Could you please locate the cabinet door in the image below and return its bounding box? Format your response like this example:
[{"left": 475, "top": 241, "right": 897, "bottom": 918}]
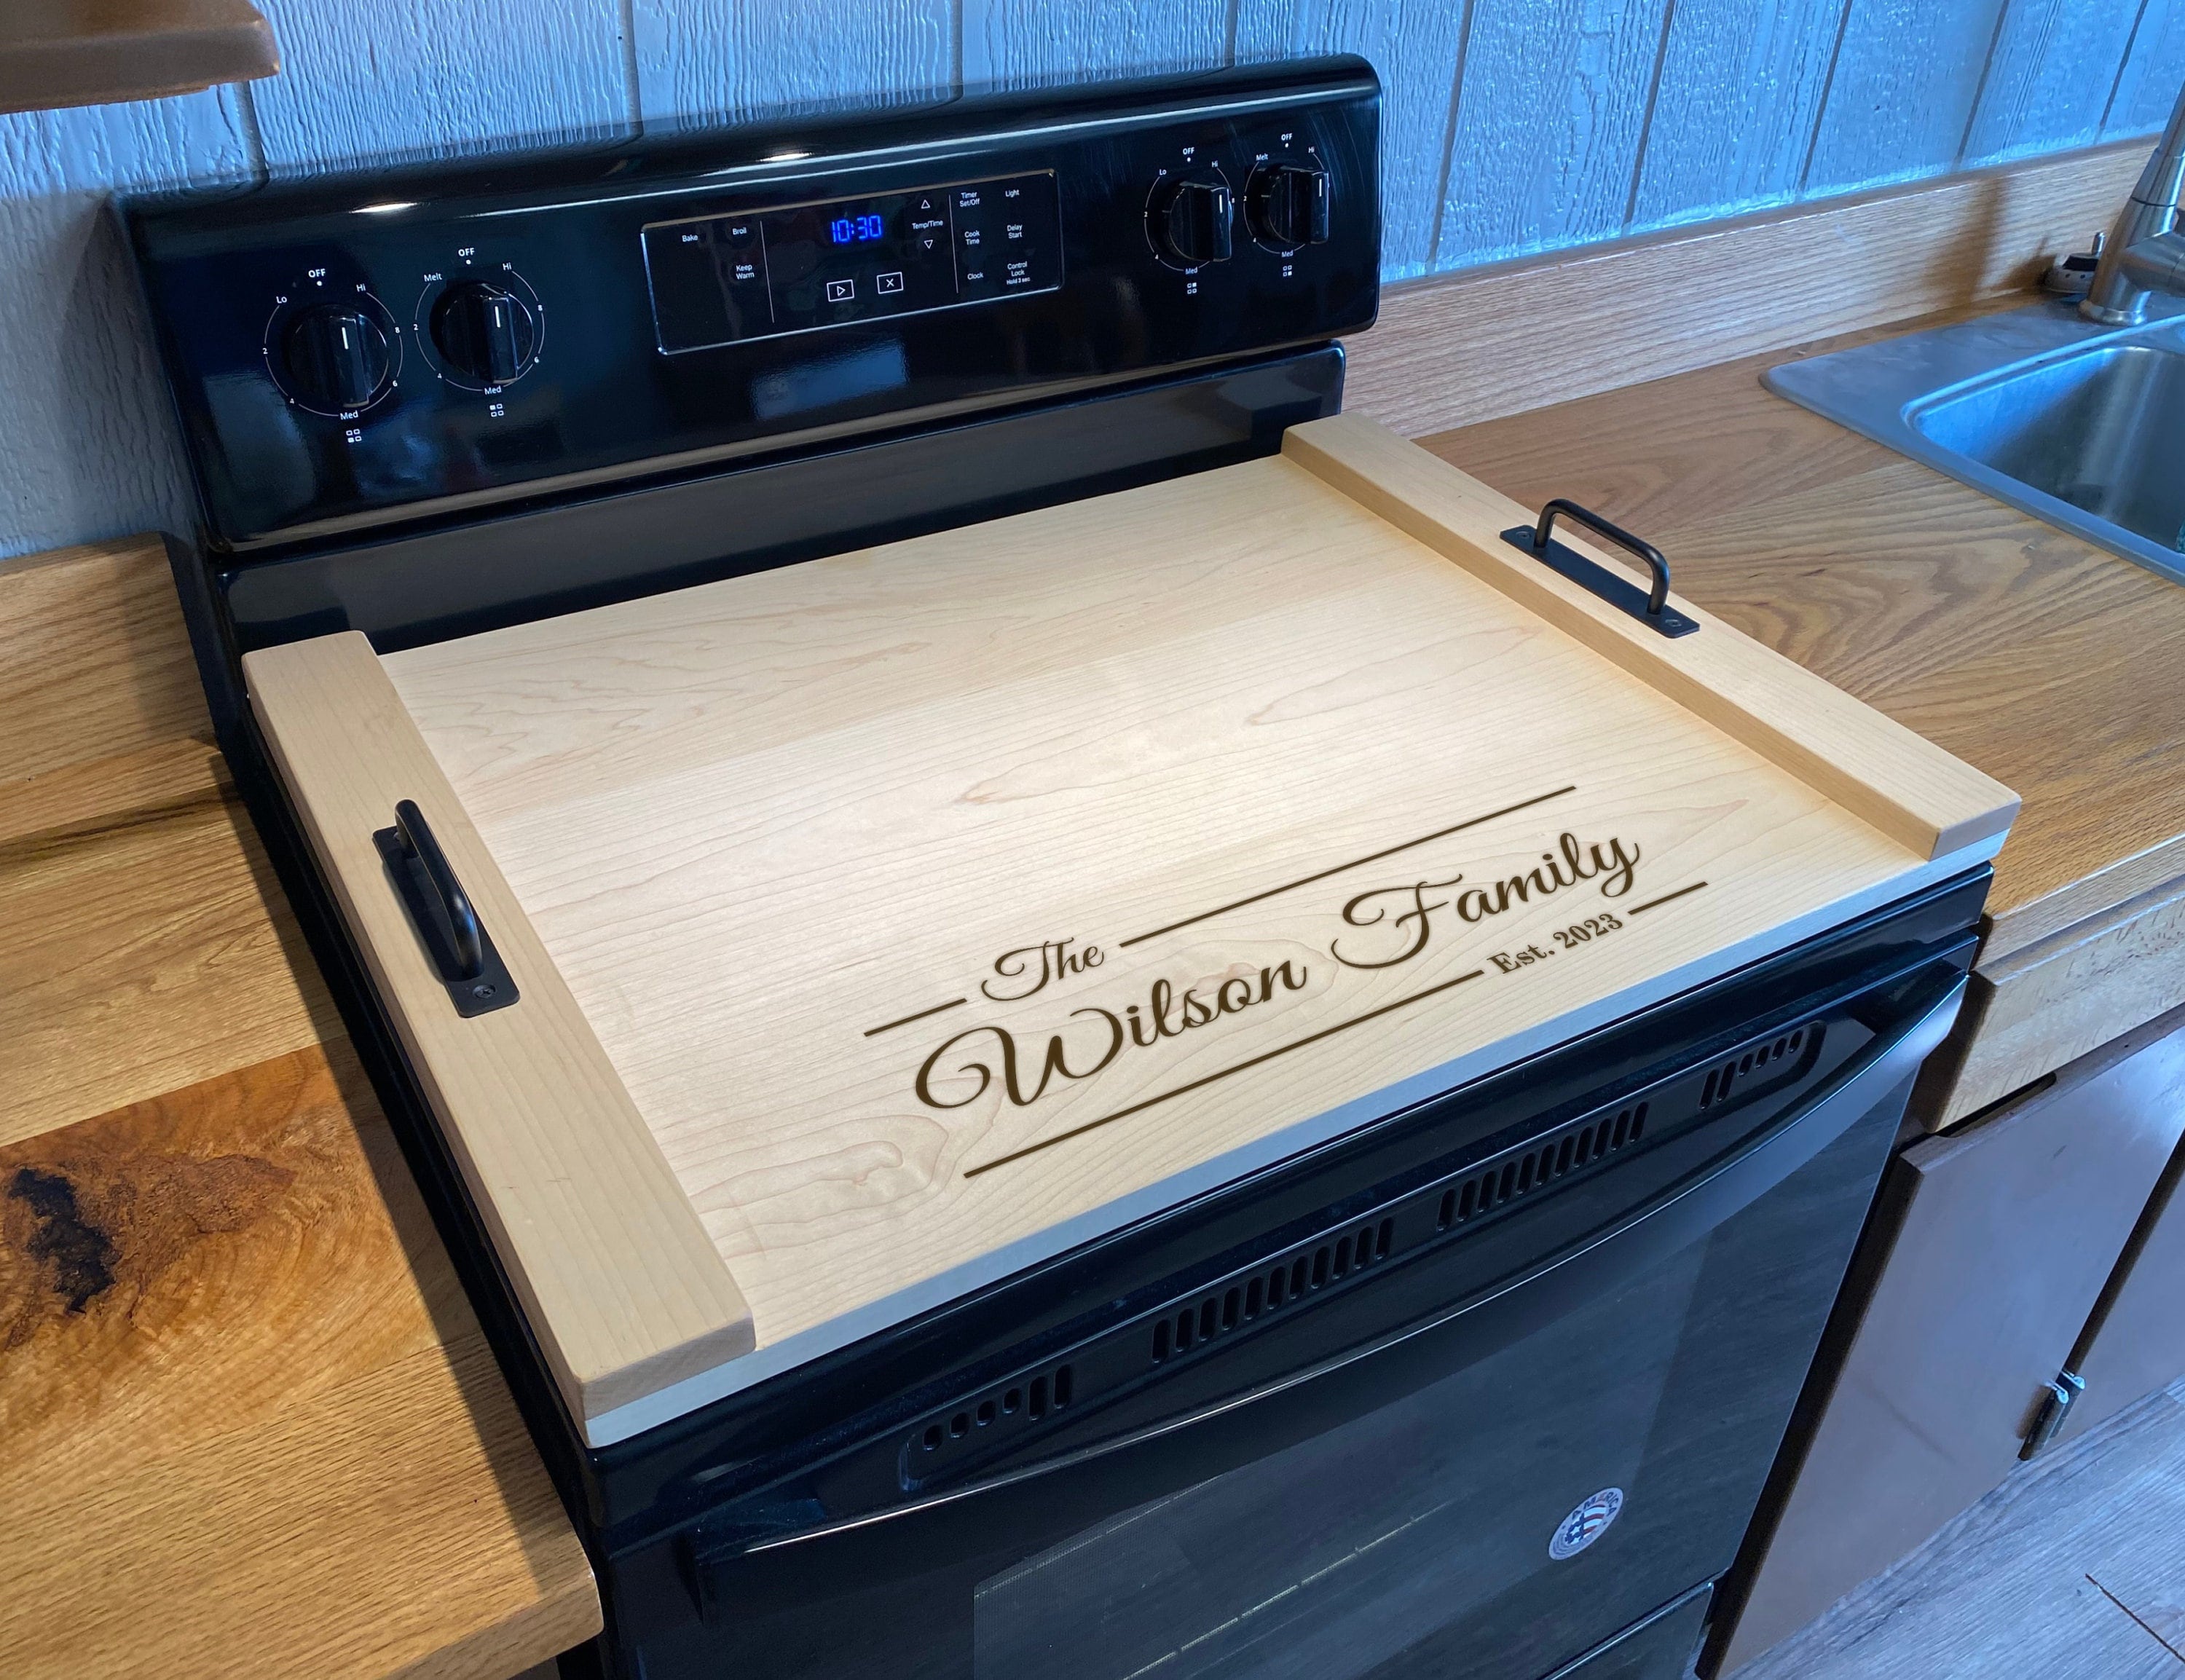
[
  {"left": 1710, "top": 1007, "right": 2185, "bottom": 1675},
  {"left": 2058, "top": 1022, "right": 2185, "bottom": 1443}
]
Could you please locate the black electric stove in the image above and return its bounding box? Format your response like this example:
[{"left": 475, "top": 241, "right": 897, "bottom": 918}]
[{"left": 122, "top": 56, "right": 1984, "bottom": 1680}]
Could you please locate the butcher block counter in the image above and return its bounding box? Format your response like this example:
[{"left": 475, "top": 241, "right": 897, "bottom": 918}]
[
  {"left": 1421, "top": 302, "right": 2185, "bottom": 1127},
  {"left": 0, "top": 538, "right": 599, "bottom": 1677}
]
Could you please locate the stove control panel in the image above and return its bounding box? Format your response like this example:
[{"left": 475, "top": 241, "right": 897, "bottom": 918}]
[
  {"left": 126, "top": 57, "right": 1379, "bottom": 551},
  {"left": 643, "top": 172, "right": 1064, "bottom": 353}
]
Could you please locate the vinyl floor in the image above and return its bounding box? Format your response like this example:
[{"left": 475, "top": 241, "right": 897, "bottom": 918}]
[{"left": 1728, "top": 1375, "right": 2185, "bottom": 1679}]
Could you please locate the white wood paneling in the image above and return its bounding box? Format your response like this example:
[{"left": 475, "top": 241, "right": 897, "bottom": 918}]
[
  {"left": 960, "top": 0, "right": 1229, "bottom": 88},
  {"left": 1627, "top": 0, "right": 1850, "bottom": 231},
  {"left": 1964, "top": 0, "right": 2147, "bottom": 167},
  {"left": 1803, "top": 0, "right": 2015, "bottom": 196},
  {"left": 633, "top": 0, "right": 955, "bottom": 129},
  {"left": 248, "top": 0, "right": 633, "bottom": 168},
  {"left": 2108, "top": 0, "right": 2185, "bottom": 135},
  {"left": 1433, "top": 0, "right": 1674, "bottom": 269},
  {"left": 0, "top": 88, "right": 254, "bottom": 561}
]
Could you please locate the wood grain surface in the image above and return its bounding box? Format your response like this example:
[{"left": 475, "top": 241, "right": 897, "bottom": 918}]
[
  {"left": 246, "top": 0, "right": 630, "bottom": 168},
  {"left": 0, "top": 533, "right": 598, "bottom": 1677},
  {"left": 0, "top": 537, "right": 210, "bottom": 784},
  {"left": 333, "top": 429, "right": 1987, "bottom": 1429},
  {"left": 1423, "top": 309, "right": 2185, "bottom": 969},
  {"left": 245, "top": 632, "right": 755, "bottom": 1438},
  {"left": 1346, "top": 140, "right": 2149, "bottom": 440},
  {"left": 1284, "top": 417, "right": 2017, "bottom": 861},
  {"left": 1626, "top": 0, "right": 1846, "bottom": 230},
  {"left": 0, "top": 784, "right": 334, "bottom": 1148},
  {"left": 2112, "top": 1, "right": 2185, "bottom": 136},
  {"left": 0, "top": 1044, "right": 599, "bottom": 1680},
  {"left": 1936, "top": 877, "right": 2185, "bottom": 1125},
  {"left": 1964, "top": 0, "right": 2145, "bottom": 168},
  {"left": 0, "top": 0, "right": 277, "bottom": 117}
]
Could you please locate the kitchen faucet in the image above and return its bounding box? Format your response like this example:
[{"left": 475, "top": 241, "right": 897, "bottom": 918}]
[{"left": 2082, "top": 81, "right": 2185, "bottom": 323}]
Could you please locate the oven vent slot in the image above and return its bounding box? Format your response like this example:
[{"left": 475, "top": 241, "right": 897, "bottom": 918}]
[
  {"left": 913, "top": 1361, "right": 1075, "bottom": 1462},
  {"left": 1700, "top": 1027, "right": 1808, "bottom": 1111},
  {"left": 1436, "top": 1103, "right": 1647, "bottom": 1231},
  {"left": 1145, "top": 1216, "right": 1396, "bottom": 1365},
  {"left": 900, "top": 1010, "right": 1832, "bottom": 1489}
]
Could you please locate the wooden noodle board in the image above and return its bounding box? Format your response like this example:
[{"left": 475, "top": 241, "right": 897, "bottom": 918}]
[{"left": 245, "top": 415, "right": 2017, "bottom": 1444}]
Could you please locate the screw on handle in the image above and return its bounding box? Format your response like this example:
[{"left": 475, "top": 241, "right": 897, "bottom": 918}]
[
  {"left": 1530, "top": 499, "right": 1674, "bottom": 620},
  {"left": 391, "top": 799, "right": 484, "bottom": 981}
]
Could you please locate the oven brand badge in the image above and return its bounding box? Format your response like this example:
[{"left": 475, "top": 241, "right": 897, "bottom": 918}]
[{"left": 1548, "top": 1488, "right": 1625, "bottom": 1560}]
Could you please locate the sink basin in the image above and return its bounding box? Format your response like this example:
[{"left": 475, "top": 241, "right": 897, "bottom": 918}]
[{"left": 1765, "top": 299, "right": 2185, "bottom": 587}]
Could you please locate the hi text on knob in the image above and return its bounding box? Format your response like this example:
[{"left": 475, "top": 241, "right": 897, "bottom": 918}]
[
  {"left": 430, "top": 280, "right": 538, "bottom": 385},
  {"left": 1149, "top": 176, "right": 1234, "bottom": 268},
  {"left": 1247, "top": 162, "right": 1331, "bottom": 251},
  {"left": 281, "top": 305, "right": 392, "bottom": 411}
]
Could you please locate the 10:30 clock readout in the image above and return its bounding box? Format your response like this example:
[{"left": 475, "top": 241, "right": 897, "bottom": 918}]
[{"left": 830, "top": 213, "right": 886, "bottom": 244}]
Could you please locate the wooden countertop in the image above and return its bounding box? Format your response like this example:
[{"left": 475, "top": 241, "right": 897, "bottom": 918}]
[
  {"left": 0, "top": 538, "right": 599, "bottom": 1679},
  {"left": 1422, "top": 299, "right": 2185, "bottom": 1119}
]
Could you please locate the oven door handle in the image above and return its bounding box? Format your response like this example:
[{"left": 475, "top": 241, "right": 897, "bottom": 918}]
[{"left": 719, "top": 968, "right": 1968, "bottom": 1568}]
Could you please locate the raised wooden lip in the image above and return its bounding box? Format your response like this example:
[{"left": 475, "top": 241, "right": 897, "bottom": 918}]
[
  {"left": 1282, "top": 416, "right": 2020, "bottom": 863},
  {"left": 244, "top": 631, "right": 753, "bottom": 1438}
]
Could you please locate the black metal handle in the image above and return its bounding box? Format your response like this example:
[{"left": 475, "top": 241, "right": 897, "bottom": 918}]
[
  {"left": 1533, "top": 499, "right": 1672, "bottom": 617},
  {"left": 391, "top": 799, "right": 484, "bottom": 979},
  {"left": 1499, "top": 499, "right": 1698, "bottom": 638}
]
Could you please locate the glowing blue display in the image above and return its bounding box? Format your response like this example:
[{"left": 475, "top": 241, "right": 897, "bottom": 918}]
[{"left": 830, "top": 213, "right": 886, "bottom": 244}]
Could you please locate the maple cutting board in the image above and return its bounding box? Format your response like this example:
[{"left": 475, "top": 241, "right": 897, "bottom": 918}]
[{"left": 243, "top": 414, "right": 2017, "bottom": 1446}]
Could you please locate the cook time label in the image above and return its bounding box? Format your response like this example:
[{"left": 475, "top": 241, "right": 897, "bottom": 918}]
[{"left": 857, "top": 784, "right": 1711, "bottom": 1176}]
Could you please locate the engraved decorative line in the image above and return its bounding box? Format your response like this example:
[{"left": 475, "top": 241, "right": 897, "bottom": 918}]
[
  {"left": 1117, "top": 786, "right": 1579, "bottom": 950},
  {"left": 1626, "top": 881, "right": 1708, "bottom": 916},
  {"left": 862, "top": 997, "right": 968, "bottom": 1038},
  {"left": 961, "top": 969, "right": 1487, "bottom": 1178}
]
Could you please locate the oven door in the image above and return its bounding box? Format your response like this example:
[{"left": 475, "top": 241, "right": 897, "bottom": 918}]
[{"left": 636, "top": 973, "right": 1963, "bottom": 1680}]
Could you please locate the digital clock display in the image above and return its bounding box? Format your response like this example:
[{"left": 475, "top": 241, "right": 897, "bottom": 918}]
[{"left": 643, "top": 171, "right": 1063, "bottom": 354}]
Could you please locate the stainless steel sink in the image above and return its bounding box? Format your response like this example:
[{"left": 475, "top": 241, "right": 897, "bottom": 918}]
[{"left": 1765, "top": 299, "right": 2185, "bottom": 588}]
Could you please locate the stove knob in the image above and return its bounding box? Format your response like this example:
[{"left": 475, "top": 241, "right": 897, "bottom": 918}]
[
  {"left": 280, "top": 305, "right": 392, "bottom": 411},
  {"left": 1248, "top": 162, "right": 1331, "bottom": 250},
  {"left": 1149, "top": 177, "right": 1234, "bottom": 267},
  {"left": 430, "top": 280, "right": 538, "bottom": 384}
]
